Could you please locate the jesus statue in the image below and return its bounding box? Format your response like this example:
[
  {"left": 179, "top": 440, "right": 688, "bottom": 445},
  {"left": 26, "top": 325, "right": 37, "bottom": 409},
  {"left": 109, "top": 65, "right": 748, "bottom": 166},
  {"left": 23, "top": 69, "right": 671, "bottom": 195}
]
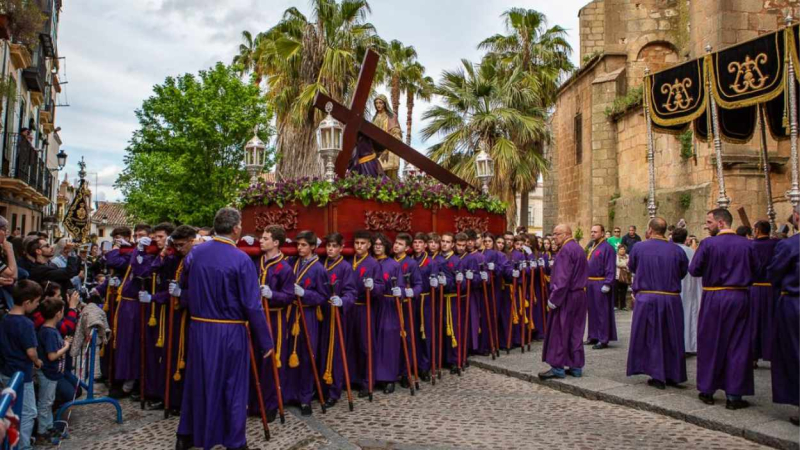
[{"left": 346, "top": 94, "right": 403, "bottom": 180}]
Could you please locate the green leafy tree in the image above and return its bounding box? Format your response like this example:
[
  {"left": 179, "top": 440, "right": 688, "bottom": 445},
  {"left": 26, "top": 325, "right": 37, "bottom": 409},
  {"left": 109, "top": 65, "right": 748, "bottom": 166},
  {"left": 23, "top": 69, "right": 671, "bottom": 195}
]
[
  {"left": 402, "top": 62, "right": 434, "bottom": 146},
  {"left": 384, "top": 39, "right": 418, "bottom": 117},
  {"left": 232, "top": 30, "right": 265, "bottom": 85},
  {"left": 116, "top": 63, "right": 273, "bottom": 226}
]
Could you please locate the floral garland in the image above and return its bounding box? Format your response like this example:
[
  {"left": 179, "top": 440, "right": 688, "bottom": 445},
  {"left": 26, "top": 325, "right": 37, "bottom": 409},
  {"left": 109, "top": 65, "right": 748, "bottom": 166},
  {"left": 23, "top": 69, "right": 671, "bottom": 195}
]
[{"left": 237, "top": 173, "right": 507, "bottom": 214}]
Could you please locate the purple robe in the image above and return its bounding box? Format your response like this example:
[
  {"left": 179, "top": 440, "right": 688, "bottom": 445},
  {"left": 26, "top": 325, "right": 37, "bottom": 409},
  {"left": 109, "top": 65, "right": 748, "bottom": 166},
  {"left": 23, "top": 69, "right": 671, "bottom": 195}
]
[
  {"left": 318, "top": 256, "right": 357, "bottom": 401},
  {"left": 249, "top": 253, "right": 295, "bottom": 414},
  {"left": 502, "top": 251, "right": 526, "bottom": 348},
  {"left": 767, "top": 234, "right": 799, "bottom": 406},
  {"left": 586, "top": 240, "right": 617, "bottom": 344},
  {"left": 626, "top": 238, "right": 689, "bottom": 383},
  {"left": 345, "top": 254, "right": 385, "bottom": 388},
  {"left": 346, "top": 136, "right": 384, "bottom": 177},
  {"left": 104, "top": 248, "right": 145, "bottom": 382},
  {"left": 750, "top": 237, "right": 778, "bottom": 362},
  {"left": 478, "top": 249, "right": 500, "bottom": 354},
  {"left": 529, "top": 252, "right": 546, "bottom": 341},
  {"left": 395, "top": 255, "right": 422, "bottom": 376},
  {"left": 439, "top": 252, "right": 462, "bottom": 366},
  {"left": 458, "top": 251, "right": 483, "bottom": 354},
  {"left": 413, "top": 252, "right": 435, "bottom": 372},
  {"left": 282, "top": 256, "right": 328, "bottom": 406},
  {"left": 541, "top": 239, "right": 588, "bottom": 369},
  {"left": 176, "top": 238, "right": 273, "bottom": 450},
  {"left": 374, "top": 256, "right": 403, "bottom": 382},
  {"left": 689, "top": 231, "right": 757, "bottom": 397}
]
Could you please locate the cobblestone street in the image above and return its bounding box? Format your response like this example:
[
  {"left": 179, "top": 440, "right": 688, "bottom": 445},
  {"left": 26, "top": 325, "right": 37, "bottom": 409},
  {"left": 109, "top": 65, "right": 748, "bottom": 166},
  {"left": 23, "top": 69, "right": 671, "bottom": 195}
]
[{"left": 45, "top": 361, "right": 771, "bottom": 450}]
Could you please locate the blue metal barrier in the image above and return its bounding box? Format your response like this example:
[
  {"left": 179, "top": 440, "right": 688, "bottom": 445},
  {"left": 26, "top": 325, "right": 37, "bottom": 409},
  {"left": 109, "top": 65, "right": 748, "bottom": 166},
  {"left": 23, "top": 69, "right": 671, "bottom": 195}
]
[{"left": 0, "top": 371, "right": 23, "bottom": 450}]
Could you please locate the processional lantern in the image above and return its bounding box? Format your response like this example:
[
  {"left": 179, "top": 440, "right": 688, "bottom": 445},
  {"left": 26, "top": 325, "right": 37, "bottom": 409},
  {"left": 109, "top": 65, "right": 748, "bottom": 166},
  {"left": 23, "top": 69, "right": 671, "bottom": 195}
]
[
  {"left": 245, "top": 126, "right": 267, "bottom": 184},
  {"left": 56, "top": 148, "right": 67, "bottom": 170},
  {"left": 316, "top": 102, "right": 344, "bottom": 183},
  {"left": 475, "top": 141, "right": 495, "bottom": 195}
]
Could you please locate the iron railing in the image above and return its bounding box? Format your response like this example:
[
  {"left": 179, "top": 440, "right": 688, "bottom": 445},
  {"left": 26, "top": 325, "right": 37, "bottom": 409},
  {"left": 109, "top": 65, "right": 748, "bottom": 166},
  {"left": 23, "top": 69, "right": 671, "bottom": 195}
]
[{"left": 1, "top": 133, "right": 54, "bottom": 199}]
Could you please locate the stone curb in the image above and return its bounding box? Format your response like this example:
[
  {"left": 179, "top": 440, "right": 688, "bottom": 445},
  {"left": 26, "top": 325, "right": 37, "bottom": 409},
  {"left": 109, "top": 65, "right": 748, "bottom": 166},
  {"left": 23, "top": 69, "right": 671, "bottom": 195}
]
[{"left": 470, "top": 359, "right": 799, "bottom": 450}]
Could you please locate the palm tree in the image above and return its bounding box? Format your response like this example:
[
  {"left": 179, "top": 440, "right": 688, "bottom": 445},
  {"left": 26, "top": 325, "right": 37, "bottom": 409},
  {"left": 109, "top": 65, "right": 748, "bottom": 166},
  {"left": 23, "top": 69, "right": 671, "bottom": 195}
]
[
  {"left": 254, "top": 0, "right": 384, "bottom": 178},
  {"left": 422, "top": 59, "right": 548, "bottom": 223},
  {"left": 478, "top": 8, "right": 573, "bottom": 227},
  {"left": 232, "top": 30, "right": 264, "bottom": 85},
  {"left": 384, "top": 40, "right": 418, "bottom": 118},
  {"left": 403, "top": 62, "right": 434, "bottom": 146}
]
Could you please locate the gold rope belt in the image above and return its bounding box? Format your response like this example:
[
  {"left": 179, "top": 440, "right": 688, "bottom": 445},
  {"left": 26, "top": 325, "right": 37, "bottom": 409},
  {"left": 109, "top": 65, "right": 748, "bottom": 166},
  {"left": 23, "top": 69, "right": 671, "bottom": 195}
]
[
  {"left": 637, "top": 290, "right": 679, "bottom": 296},
  {"left": 588, "top": 277, "right": 605, "bottom": 281},
  {"left": 702, "top": 287, "right": 748, "bottom": 291},
  {"left": 191, "top": 316, "right": 246, "bottom": 325},
  {"left": 358, "top": 153, "right": 377, "bottom": 164},
  {"left": 752, "top": 283, "right": 772, "bottom": 287}
]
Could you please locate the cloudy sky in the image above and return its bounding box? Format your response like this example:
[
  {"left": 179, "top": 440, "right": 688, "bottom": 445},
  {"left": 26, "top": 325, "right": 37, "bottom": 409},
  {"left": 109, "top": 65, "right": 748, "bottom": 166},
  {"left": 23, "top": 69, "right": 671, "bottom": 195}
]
[{"left": 57, "top": 0, "right": 586, "bottom": 201}]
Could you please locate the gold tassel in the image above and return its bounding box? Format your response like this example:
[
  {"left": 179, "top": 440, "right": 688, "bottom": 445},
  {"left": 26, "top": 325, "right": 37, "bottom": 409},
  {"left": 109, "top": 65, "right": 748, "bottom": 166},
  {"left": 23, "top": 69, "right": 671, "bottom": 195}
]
[
  {"left": 275, "top": 309, "right": 282, "bottom": 369},
  {"left": 420, "top": 296, "right": 426, "bottom": 341},
  {"left": 323, "top": 308, "right": 335, "bottom": 385},
  {"left": 148, "top": 303, "right": 157, "bottom": 327},
  {"left": 316, "top": 306, "right": 323, "bottom": 322},
  {"left": 289, "top": 307, "right": 301, "bottom": 368},
  {"left": 99, "top": 345, "right": 105, "bottom": 357},
  {"left": 103, "top": 300, "right": 109, "bottom": 312},
  {"left": 156, "top": 305, "right": 166, "bottom": 348},
  {"left": 174, "top": 313, "right": 187, "bottom": 381},
  {"left": 289, "top": 352, "right": 300, "bottom": 368}
]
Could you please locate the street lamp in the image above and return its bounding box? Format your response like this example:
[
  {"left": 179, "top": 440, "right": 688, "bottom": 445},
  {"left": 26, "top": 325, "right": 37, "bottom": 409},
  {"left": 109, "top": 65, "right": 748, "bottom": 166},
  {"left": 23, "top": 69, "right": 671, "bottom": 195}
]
[
  {"left": 244, "top": 126, "right": 266, "bottom": 185},
  {"left": 56, "top": 149, "right": 67, "bottom": 170},
  {"left": 403, "top": 162, "right": 419, "bottom": 180},
  {"left": 475, "top": 141, "right": 494, "bottom": 195},
  {"left": 316, "top": 102, "right": 343, "bottom": 183}
]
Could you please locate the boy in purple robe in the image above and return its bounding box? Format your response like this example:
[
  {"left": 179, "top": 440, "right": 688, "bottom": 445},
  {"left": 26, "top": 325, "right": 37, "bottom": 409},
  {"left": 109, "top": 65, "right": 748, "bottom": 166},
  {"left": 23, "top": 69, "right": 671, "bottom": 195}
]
[
  {"left": 626, "top": 218, "right": 689, "bottom": 389},
  {"left": 372, "top": 234, "right": 405, "bottom": 393},
  {"left": 504, "top": 236, "right": 527, "bottom": 349},
  {"left": 250, "top": 225, "right": 295, "bottom": 422},
  {"left": 412, "top": 232, "right": 435, "bottom": 379},
  {"left": 283, "top": 230, "right": 329, "bottom": 416},
  {"left": 539, "top": 225, "right": 588, "bottom": 380},
  {"left": 526, "top": 238, "right": 546, "bottom": 341},
  {"left": 439, "top": 232, "right": 462, "bottom": 370},
  {"left": 585, "top": 224, "right": 617, "bottom": 349},
  {"left": 479, "top": 233, "right": 502, "bottom": 354},
  {"left": 459, "top": 231, "right": 485, "bottom": 357},
  {"left": 767, "top": 206, "right": 799, "bottom": 425},
  {"left": 347, "top": 230, "right": 384, "bottom": 398},
  {"left": 750, "top": 220, "right": 777, "bottom": 364},
  {"left": 318, "top": 232, "right": 357, "bottom": 408},
  {"left": 137, "top": 222, "right": 175, "bottom": 410},
  {"left": 393, "top": 232, "right": 423, "bottom": 387},
  {"left": 689, "top": 208, "right": 757, "bottom": 410},
  {"left": 174, "top": 208, "right": 273, "bottom": 450}
]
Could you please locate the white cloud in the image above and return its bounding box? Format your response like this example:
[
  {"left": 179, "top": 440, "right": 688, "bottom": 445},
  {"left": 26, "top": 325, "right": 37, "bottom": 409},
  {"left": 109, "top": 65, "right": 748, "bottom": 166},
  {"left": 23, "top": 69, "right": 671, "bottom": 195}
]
[{"left": 57, "top": 0, "right": 584, "bottom": 201}]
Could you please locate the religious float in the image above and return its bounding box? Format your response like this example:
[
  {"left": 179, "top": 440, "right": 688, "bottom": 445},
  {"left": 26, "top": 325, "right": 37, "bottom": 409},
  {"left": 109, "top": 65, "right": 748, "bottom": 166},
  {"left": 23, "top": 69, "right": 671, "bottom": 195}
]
[{"left": 237, "top": 49, "right": 507, "bottom": 253}]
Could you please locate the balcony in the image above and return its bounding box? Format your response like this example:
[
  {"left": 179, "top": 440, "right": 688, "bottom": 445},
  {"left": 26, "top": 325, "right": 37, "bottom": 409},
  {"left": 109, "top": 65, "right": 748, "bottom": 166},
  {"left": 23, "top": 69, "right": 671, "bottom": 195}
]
[
  {"left": 22, "top": 47, "right": 46, "bottom": 92},
  {"left": 9, "top": 43, "right": 32, "bottom": 70},
  {"left": 0, "top": 134, "right": 53, "bottom": 206},
  {"left": 40, "top": 101, "right": 55, "bottom": 133}
]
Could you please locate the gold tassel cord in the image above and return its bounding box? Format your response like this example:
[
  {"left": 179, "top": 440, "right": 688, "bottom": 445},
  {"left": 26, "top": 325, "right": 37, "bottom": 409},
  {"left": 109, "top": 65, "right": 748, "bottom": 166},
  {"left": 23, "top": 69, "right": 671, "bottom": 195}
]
[
  {"left": 316, "top": 306, "right": 324, "bottom": 322},
  {"left": 156, "top": 305, "right": 166, "bottom": 348},
  {"left": 289, "top": 305, "right": 301, "bottom": 368},
  {"left": 148, "top": 276, "right": 157, "bottom": 327},
  {"left": 419, "top": 295, "right": 426, "bottom": 341},
  {"left": 112, "top": 266, "right": 133, "bottom": 349},
  {"left": 173, "top": 313, "right": 187, "bottom": 381},
  {"left": 446, "top": 295, "right": 457, "bottom": 348},
  {"left": 274, "top": 309, "right": 282, "bottom": 369},
  {"left": 323, "top": 307, "right": 335, "bottom": 385},
  {"left": 511, "top": 286, "right": 519, "bottom": 325}
]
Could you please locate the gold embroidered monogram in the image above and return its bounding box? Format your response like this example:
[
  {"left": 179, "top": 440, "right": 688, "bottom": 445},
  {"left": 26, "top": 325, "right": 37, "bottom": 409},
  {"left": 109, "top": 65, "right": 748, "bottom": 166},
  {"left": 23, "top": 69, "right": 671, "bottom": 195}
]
[
  {"left": 727, "top": 53, "right": 769, "bottom": 94},
  {"left": 660, "top": 78, "right": 694, "bottom": 112}
]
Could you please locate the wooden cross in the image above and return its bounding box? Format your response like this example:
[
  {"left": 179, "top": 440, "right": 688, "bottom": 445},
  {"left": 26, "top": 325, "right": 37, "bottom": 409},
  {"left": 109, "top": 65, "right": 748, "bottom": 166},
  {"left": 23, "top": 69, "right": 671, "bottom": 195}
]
[{"left": 313, "top": 49, "right": 472, "bottom": 190}]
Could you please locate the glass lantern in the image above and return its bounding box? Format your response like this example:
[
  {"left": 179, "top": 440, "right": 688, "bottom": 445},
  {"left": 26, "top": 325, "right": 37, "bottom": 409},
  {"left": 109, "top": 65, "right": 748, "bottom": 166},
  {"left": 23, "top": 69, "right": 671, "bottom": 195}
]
[
  {"left": 245, "top": 127, "right": 266, "bottom": 184},
  {"left": 316, "top": 102, "right": 344, "bottom": 182},
  {"left": 475, "top": 141, "right": 494, "bottom": 195}
]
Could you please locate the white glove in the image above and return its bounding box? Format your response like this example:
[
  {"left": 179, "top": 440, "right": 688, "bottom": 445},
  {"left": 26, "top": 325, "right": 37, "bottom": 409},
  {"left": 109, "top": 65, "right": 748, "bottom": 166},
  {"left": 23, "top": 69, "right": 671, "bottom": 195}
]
[
  {"left": 547, "top": 300, "right": 556, "bottom": 309},
  {"left": 89, "top": 288, "right": 100, "bottom": 298},
  {"left": 391, "top": 287, "right": 402, "bottom": 297},
  {"left": 138, "top": 291, "right": 152, "bottom": 303},
  {"left": 538, "top": 258, "right": 545, "bottom": 267},
  {"left": 531, "top": 260, "right": 538, "bottom": 268},
  {"left": 137, "top": 237, "right": 152, "bottom": 250},
  {"left": 168, "top": 281, "right": 182, "bottom": 297},
  {"left": 456, "top": 273, "right": 464, "bottom": 283},
  {"left": 115, "top": 238, "right": 131, "bottom": 247},
  {"left": 294, "top": 284, "right": 305, "bottom": 298},
  {"left": 438, "top": 274, "right": 446, "bottom": 286},
  {"left": 201, "top": 236, "right": 213, "bottom": 242},
  {"left": 260, "top": 285, "right": 273, "bottom": 299},
  {"left": 512, "top": 270, "right": 520, "bottom": 278},
  {"left": 330, "top": 295, "right": 343, "bottom": 307},
  {"left": 109, "top": 277, "right": 121, "bottom": 287},
  {"left": 363, "top": 278, "right": 374, "bottom": 290},
  {"left": 242, "top": 236, "right": 255, "bottom": 246},
  {"left": 601, "top": 285, "right": 611, "bottom": 294},
  {"left": 480, "top": 271, "right": 488, "bottom": 281},
  {"left": 404, "top": 288, "right": 414, "bottom": 298},
  {"left": 429, "top": 276, "right": 439, "bottom": 288},
  {"left": 520, "top": 261, "right": 527, "bottom": 269},
  {"left": 466, "top": 270, "right": 474, "bottom": 280},
  {"left": 487, "top": 262, "right": 495, "bottom": 271}
]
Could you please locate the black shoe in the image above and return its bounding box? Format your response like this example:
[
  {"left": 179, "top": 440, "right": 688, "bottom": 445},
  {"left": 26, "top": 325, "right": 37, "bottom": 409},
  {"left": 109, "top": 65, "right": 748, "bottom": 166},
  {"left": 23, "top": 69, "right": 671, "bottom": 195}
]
[
  {"left": 324, "top": 397, "right": 338, "bottom": 408},
  {"left": 420, "top": 371, "right": 431, "bottom": 382},
  {"left": 592, "top": 342, "right": 608, "bottom": 350},
  {"left": 130, "top": 391, "right": 141, "bottom": 402},
  {"left": 175, "top": 434, "right": 193, "bottom": 450},
  {"left": 666, "top": 380, "right": 683, "bottom": 388},
  {"left": 147, "top": 400, "right": 165, "bottom": 410},
  {"left": 266, "top": 409, "right": 277, "bottom": 424},
  {"left": 383, "top": 383, "right": 395, "bottom": 394},
  {"left": 300, "top": 404, "right": 313, "bottom": 416},
  {"left": 108, "top": 386, "right": 129, "bottom": 399},
  {"left": 725, "top": 399, "right": 750, "bottom": 410},
  {"left": 790, "top": 416, "right": 799, "bottom": 426},
  {"left": 399, "top": 377, "right": 410, "bottom": 388},
  {"left": 647, "top": 379, "right": 666, "bottom": 390},
  {"left": 538, "top": 369, "right": 565, "bottom": 381},
  {"left": 698, "top": 393, "right": 715, "bottom": 405},
  {"left": 583, "top": 339, "right": 598, "bottom": 345},
  {"left": 358, "top": 389, "right": 370, "bottom": 398},
  {"left": 450, "top": 367, "right": 458, "bottom": 375}
]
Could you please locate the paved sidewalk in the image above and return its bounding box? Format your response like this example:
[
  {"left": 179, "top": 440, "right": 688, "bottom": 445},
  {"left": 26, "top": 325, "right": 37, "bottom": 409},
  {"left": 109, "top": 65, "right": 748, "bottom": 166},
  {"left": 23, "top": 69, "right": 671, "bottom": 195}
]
[{"left": 471, "top": 310, "right": 800, "bottom": 450}]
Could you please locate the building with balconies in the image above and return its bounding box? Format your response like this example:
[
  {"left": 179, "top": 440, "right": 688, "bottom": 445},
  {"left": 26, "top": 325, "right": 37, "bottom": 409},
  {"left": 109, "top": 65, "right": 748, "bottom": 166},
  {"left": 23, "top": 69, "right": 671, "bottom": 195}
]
[{"left": 0, "top": 0, "right": 65, "bottom": 237}]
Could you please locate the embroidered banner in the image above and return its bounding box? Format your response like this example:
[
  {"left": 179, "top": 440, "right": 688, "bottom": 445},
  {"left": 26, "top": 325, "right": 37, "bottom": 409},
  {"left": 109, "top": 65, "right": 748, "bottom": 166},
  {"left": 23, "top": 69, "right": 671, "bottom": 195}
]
[
  {"left": 63, "top": 179, "right": 92, "bottom": 243},
  {"left": 693, "top": 107, "right": 757, "bottom": 143},
  {"left": 707, "top": 29, "right": 785, "bottom": 109},
  {"left": 646, "top": 58, "right": 707, "bottom": 127}
]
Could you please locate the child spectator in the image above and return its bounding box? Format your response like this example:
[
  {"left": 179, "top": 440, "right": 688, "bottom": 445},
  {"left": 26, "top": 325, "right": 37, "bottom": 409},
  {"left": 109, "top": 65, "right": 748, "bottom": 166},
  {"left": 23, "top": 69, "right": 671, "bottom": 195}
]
[
  {"left": 36, "top": 297, "right": 72, "bottom": 443},
  {"left": 31, "top": 282, "right": 79, "bottom": 335},
  {"left": 0, "top": 279, "right": 43, "bottom": 450}
]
